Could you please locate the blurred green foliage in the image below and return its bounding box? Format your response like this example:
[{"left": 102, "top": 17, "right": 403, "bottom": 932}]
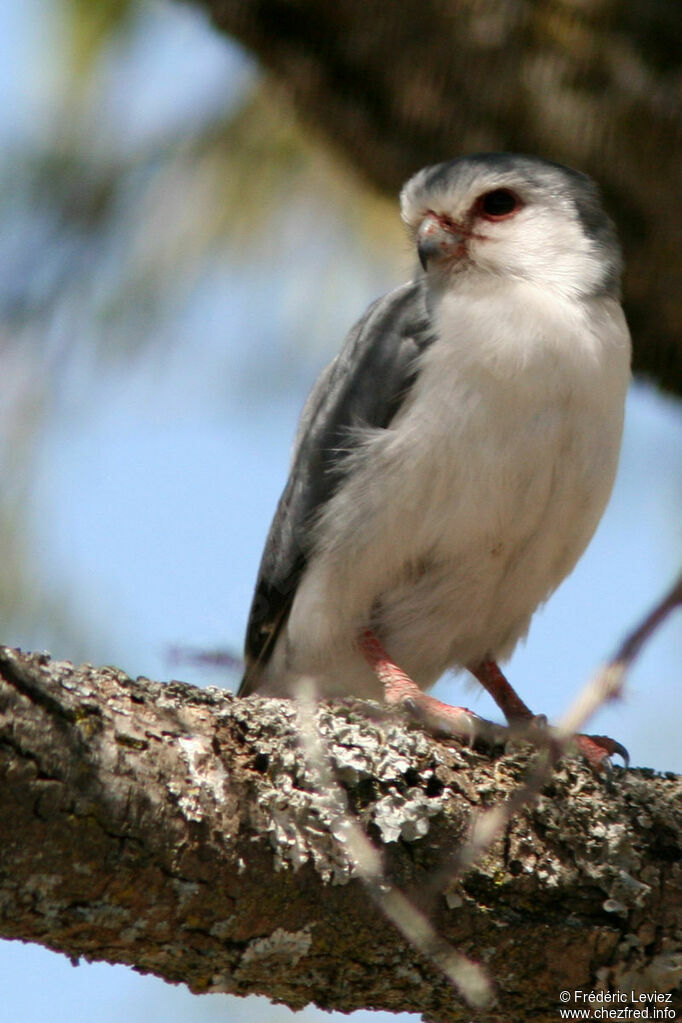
[{"left": 0, "top": 0, "right": 401, "bottom": 654}]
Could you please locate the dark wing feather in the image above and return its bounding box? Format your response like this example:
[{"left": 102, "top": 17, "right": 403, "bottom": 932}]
[{"left": 239, "top": 278, "right": 434, "bottom": 693}]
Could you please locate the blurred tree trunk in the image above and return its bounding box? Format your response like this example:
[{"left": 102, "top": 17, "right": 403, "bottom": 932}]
[
  {"left": 1, "top": 646, "right": 681, "bottom": 1022},
  {"left": 204, "top": 0, "right": 682, "bottom": 395}
]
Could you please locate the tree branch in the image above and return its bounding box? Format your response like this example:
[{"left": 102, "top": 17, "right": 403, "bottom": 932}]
[
  {"left": 1, "top": 645, "right": 681, "bottom": 1021},
  {"left": 203, "top": 0, "right": 682, "bottom": 396}
]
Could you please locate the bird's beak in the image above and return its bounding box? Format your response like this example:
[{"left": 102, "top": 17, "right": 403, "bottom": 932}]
[{"left": 417, "top": 213, "right": 468, "bottom": 271}]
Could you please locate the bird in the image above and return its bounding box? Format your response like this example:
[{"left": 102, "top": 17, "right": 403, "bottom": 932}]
[{"left": 239, "top": 152, "right": 631, "bottom": 767}]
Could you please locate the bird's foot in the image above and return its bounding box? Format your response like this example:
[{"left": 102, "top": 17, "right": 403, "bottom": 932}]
[
  {"left": 469, "top": 658, "right": 629, "bottom": 772},
  {"left": 572, "top": 733, "right": 630, "bottom": 771},
  {"left": 358, "top": 630, "right": 506, "bottom": 747},
  {"left": 401, "top": 692, "right": 509, "bottom": 748},
  {"left": 358, "top": 636, "right": 628, "bottom": 769}
]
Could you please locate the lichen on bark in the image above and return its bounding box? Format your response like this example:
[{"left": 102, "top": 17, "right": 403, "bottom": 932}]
[{"left": 0, "top": 645, "right": 680, "bottom": 1021}]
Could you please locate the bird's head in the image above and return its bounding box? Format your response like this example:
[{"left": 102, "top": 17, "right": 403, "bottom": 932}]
[{"left": 400, "top": 153, "right": 622, "bottom": 300}]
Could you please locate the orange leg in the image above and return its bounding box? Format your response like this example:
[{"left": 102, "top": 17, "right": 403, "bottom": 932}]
[
  {"left": 358, "top": 630, "right": 504, "bottom": 746},
  {"left": 469, "top": 658, "right": 628, "bottom": 770},
  {"left": 358, "top": 631, "right": 627, "bottom": 769},
  {"left": 469, "top": 659, "right": 534, "bottom": 721}
]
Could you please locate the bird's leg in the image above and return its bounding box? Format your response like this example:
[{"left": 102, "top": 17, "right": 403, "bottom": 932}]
[
  {"left": 358, "top": 630, "right": 505, "bottom": 746},
  {"left": 469, "top": 659, "right": 629, "bottom": 769},
  {"left": 468, "top": 659, "right": 535, "bottom": 721},
  {"left": 358, "top": 634, "right": 626, "bottom": 767}
]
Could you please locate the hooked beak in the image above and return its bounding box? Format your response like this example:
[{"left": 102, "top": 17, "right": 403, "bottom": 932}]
[{"left": 417, "top": 213, "right": 468, "bottom": 271}]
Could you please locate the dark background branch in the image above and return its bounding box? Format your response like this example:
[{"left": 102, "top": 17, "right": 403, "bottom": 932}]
[
  {"left": 1, "top": 646, "right": 680, "bottom": 1022},
  {"left": 205, "top": 0, "right": 682, "bottom": 396}
]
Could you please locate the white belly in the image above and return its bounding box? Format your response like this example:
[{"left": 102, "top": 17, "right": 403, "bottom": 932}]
[{"left": 261, "top": 284, "right": 630, "bottom": 699}]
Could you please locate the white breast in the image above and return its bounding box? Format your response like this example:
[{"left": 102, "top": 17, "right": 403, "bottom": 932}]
[{"left": 262, "top": 278, "right": 630, "bottom": 699}]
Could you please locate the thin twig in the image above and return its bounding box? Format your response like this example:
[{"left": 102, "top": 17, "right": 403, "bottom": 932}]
[
  {"left": 293, "top": 571, "right": 682, "bottom": 1008},
  {"left": 556, "top": 570, "right": 682, "bottom": 741},
  {"left": 294, "top": 678, "right": 494, "bottom": 1010}
]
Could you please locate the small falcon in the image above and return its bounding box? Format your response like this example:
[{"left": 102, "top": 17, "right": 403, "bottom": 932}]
[{"left": 239, "top": 152, "right": 631, "bottom": 767}]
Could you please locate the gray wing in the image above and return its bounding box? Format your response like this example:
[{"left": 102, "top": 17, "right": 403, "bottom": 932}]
[{"left": 239, "top": 277, "right": 435, "bottom": 694}]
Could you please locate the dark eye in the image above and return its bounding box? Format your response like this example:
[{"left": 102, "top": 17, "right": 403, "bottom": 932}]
[{"left": 478, "top": 189, "right": 519, "bottom": 219}]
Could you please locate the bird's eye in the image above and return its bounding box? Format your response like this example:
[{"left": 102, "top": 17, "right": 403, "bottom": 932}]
[{"left": 477, "top": 189, "right": 519, "bottom": 219}]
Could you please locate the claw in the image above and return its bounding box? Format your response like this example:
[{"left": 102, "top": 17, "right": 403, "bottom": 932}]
[
  {"left": 581, "top": 733, "right": 630, "bottom": 769},
  {"left": 470, "top": 658, "right": 630, "bottom": 773},
  {"left": 406, "top": 694, "right": 479, "bottom": 741},
  {"left": 573, "top": 733, "right": 629, "bottom": 772},
  {"left": 401, "top": 695, "right": 419, "bottom": 715},
  {"left": 358, "top": 631, "right": 630, "bottom": 771}
]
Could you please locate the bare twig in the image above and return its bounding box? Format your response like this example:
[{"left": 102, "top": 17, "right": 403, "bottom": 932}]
[
  {"left": 440, "top": 572, "right": 682, "bottom": 898},
  {"left": 293, "top": 572, "right": 682, "bottom": 1008},
  {"left": 294, "top": 677, "right": 493, "bottom": 1009},
  {"left": 166, "top": 644, "right": 243, "bottom": 674},
  {"left": 556, "top": 570, "right": 682, "bottom": 741}
]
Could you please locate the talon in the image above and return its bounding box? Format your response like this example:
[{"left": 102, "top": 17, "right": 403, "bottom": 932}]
[
  {"left": 358, "top": 632, "right": 630, "bottom": 770},
  {"left": 582, "top": 733, "right": 630, "bottom": 769},
  {"left": 573, "top": 733, "right": 629, "bottom": 772},
  {"left": 403, "top": 692, "right": 481, "bottom": 741}
]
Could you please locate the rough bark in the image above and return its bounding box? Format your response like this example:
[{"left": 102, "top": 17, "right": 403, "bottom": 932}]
[
  {"left": 1, "top": 645, "right": 681, "bottom": 1021},
  {"left": 204, "top": 0, "right": 682, "bottom": 397}
]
